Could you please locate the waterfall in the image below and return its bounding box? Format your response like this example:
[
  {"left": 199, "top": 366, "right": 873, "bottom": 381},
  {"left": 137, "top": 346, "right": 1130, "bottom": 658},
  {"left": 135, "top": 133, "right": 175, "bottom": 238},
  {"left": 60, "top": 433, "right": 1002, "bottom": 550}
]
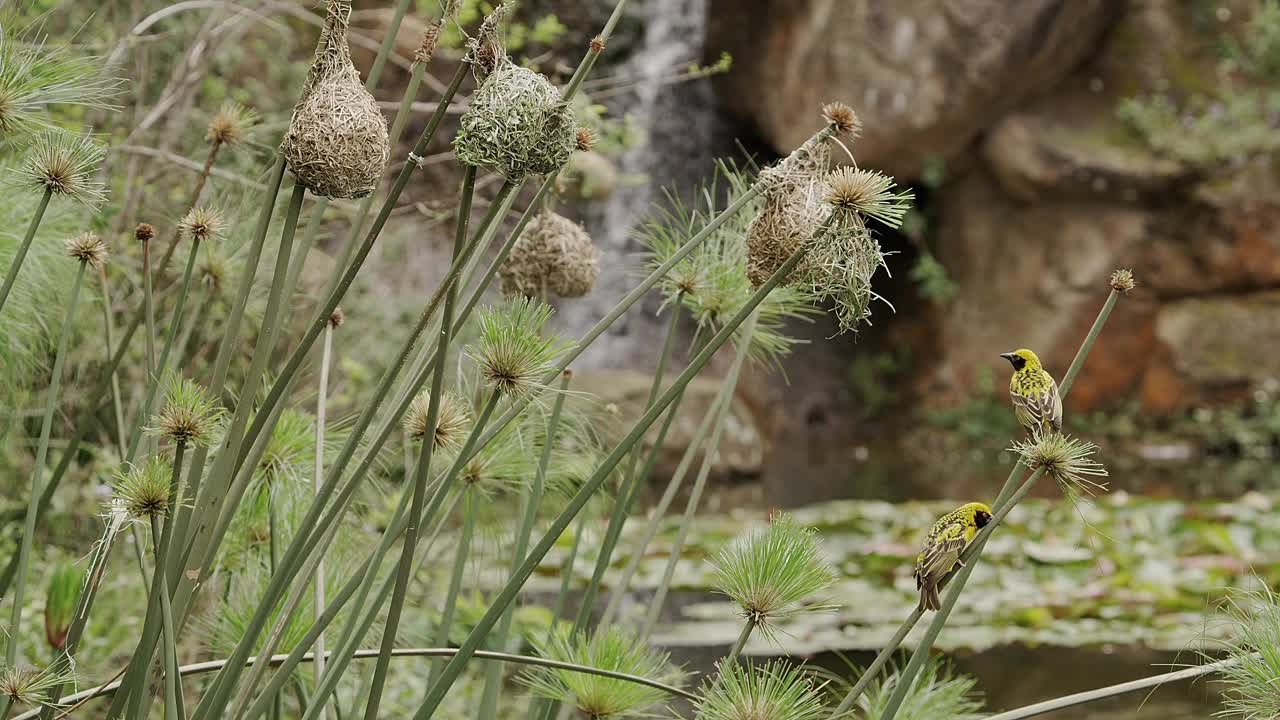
[{"left": 557, "top": 0, "right": 726, "bottom": 369}]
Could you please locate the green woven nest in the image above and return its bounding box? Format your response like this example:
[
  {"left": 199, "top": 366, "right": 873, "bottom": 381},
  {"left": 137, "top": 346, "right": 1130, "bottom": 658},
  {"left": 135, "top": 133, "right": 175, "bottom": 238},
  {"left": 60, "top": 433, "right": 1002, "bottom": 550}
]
[
  {"left": 499, "top": 210, "right": 600, "bottom": 299},
  {"left": 280, "top": 0, "right": 389, "bottom": 199},
  {"left": 454, "top": 60, "right": 576, "bottom": 180},
  {"left": 745, "top": 139, "right": 832, "bottom": 287}
]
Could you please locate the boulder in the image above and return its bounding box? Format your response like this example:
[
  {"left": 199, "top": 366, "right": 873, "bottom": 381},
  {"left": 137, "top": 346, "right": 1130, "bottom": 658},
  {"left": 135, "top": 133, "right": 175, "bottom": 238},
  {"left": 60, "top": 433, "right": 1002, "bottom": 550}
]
[
  {"left": 705, "top": 0, "right": 1118, "bottom": 177},
  {"left": 1143, "top": 291, "right": 1280, "bottom": 411}
]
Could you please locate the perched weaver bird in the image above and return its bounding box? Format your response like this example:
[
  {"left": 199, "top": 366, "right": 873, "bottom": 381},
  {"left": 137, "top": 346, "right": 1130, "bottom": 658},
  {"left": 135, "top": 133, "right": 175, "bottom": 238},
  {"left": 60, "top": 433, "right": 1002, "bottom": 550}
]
[
  {"left": 914, "top": 502, "right": 993, "bottom": 612},
  {"left": 1000, "top": 348, "right": 1063, "bottom": 438}
]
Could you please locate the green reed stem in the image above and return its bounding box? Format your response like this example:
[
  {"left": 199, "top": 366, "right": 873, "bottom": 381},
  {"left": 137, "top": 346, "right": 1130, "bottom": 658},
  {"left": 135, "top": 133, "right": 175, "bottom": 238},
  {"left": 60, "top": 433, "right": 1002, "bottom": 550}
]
[
  {"left": 721, "top": 616, "right": 757, "bottom": 673},
  {"left": 642, "top": 312, "right": 756, "bottom": 639},
  {"left": 124, "top": 236, "right": 201, "bottom": 464},
  {"left": 99, "top": 265, "right": 128, "bottom": 450},
  {"left": 868, "top": 288, "right": 1126, "bottom": 720},
  {"left": 984, "top": 656, "right": 1241, "bottom": 720},
  {"left": 193, "top": 179, "right": 510, "bottom": 719},
  {"left": 168, "top": 156, "right": 286, "bottom": 581},
  {"left": 156, "top": 141, "right": 221, "bottom": 280},
  {"left": 602, "top": 392, "right": 707, "bottom": 628},
  {"left": 410, "top": 235, "right": 810, "bottom": 719},
  {"left": 425, "top": 490, "right": 477, "bottom": 686},
  {"left": 36, "top": 513, "right": 127, "bottom": 719},
  {"left": 0, "top": 187, "right": 51, "bottom": 317},
  {"left": 4, "top": 260, "right": 88, "bottom": 668},
  {"left": 312, "top": 322, "right": 335, "bottom": 717},
  {"left": 142, "top": 232, "right": 158, "bottom": 377},
  {"left": 16, "top": 645, "right": 699, "bottom": 720},
  {"left": 113, "top": 186, "right": 303, "bottom": 720},
  {"left": 363, "top": 166, "right": 474, "bottom": 720},
  {"left": 571, "top": 299, "right": 685, "bottom": 635},
  {"left": 526, "top": 510, "right": 590, "bottom": 720},
  {"left": 478, "top": 371, "right": 573, "bottom": 720},
  {"left": 173, "top": 182, "right": 305, "bottom": 610}
]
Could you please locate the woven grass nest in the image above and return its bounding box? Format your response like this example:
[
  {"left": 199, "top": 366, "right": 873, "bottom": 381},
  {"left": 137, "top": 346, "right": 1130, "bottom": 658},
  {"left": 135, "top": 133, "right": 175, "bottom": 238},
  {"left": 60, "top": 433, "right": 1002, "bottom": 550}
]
[
  {"left": 280, "top": 0, "right": 389, "bottom": 199},
  {"left": 746, "top": 138, "right": 889, "bottom": 333},
  {"left": 745, "top": 138, "right": 832, "bottom": 287},
  {"left": 498, "top": 210, "right": 600, "bottom": 299},
  {"left": 454, "top": 58, "right": 576, "bottom": 180}
]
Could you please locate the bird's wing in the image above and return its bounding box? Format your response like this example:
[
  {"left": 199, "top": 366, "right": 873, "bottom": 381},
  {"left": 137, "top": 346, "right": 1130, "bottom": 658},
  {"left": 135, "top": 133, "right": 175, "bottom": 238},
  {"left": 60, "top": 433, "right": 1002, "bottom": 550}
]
[
  {"left": 1011, "top": 379, "right": 1060, "bottom": 434},
  {"left": 920, "top": 523, "right": 968, "bottom": 579},
  {"left": 1046, "top": 377, "right": 1063, "bottom": 432}
]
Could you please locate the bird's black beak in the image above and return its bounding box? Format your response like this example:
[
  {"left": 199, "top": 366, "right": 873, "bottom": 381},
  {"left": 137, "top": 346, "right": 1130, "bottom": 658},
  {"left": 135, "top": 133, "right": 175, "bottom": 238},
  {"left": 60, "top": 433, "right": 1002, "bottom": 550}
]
[{"left": 999, "top": 352, "right": 1017, "bottom": 366}]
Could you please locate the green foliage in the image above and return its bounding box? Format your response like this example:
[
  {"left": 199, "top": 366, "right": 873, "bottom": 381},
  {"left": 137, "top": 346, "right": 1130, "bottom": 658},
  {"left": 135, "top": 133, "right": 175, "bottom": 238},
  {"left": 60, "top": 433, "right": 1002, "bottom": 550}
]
[
  {"left": 522, "top": 625, "right": 685, "bottom": 718},
  {"left": 921, "top": 367, "right": 1018, "bottom": 445},
  {"left": 1206, "top": 585, "right": 1280, "bottom": 720},
  {"left": 907, "top": 251, "right": 955, "bottom": 303},
  {"left": 695, "top": 660, "right": 827, "bottom": 720},
  {"left": 846, "top": 349, "right": 907, "bottom": 419},
  {"left": 845, "top": 657, "right": 983, "bottom": 720},
  {"left": 1119, "top": 0, "right": 1280, "bottom": 165},
  {"left": 707, "top": 514, "right": 836, "bottom": 637}
]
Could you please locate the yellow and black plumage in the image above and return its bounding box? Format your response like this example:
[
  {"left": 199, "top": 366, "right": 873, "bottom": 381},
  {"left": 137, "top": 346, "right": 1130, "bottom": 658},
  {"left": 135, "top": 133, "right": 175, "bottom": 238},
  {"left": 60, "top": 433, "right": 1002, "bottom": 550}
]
[
  {"left": 1001, "top": 348, "right": 1062, "bottom": 438},
  {"left": 913, "top": 502, "right": 993, "bottom": 612}
]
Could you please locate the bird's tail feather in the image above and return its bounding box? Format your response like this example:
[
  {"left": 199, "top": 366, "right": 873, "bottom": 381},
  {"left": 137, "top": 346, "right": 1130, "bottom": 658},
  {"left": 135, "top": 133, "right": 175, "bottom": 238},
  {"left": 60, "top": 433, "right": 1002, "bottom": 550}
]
[{"left": 918, "top": 583, "right": 941, "bottom": 612}]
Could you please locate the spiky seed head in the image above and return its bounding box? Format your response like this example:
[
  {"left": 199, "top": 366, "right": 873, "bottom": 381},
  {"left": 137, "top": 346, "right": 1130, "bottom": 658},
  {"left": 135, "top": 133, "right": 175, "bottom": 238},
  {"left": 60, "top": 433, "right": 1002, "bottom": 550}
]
[
  {"left": 590, "top": 35, "right": 607, "bottom": 53},
  {"left": 44, "top": 562, "right": 83, "bottom": 650},
  {"left": 823, "top": 167, "right": 913, "bottom": 226},
  {"left": 522, "top": 626, "right": 685, "bottom": 718},
  {"left": 134, "top": 222, "right": 155, "bottom": 242},
  {"left": 206, "top": 101, "right": 259, "bottom": 146},
  {"left": 1011, "top": 433, "right": 1109, "bottom": 497},
  {"left": 693, "top": 660, "right": 828, "bottom": 720},
  {"left": 0, "top": 30, "right": 121, "bottom": 136},
  {"left": 821, "top": 101, "right": 861, "bottom": 137},
  {"left": 415, "top": 20, "right": 443, "bottom": 65},
  {"left": 64, "top": 231, "right": 108, "bottom": 269},
  {"left": 328, "top": 306, "right": 345, "bottom": 328},
  {"left": 404, "top": 390, "right": 471, "bottom": 450},
  {"left": 148, "top": 375, "right": 223, "bottom": 446},
  {"left": 1205, "top": 587, "right": 1280, "bottom": 720},
  {"left": 112, "top": 455, "right": 174, "bottom": 519},
  {"left": 0, "top": 664, "right": 74, "bottom": 706},
  {"left": 1109, "top": 268, "right": 1136, "bottom": 294},
  {"left": 179, "top": 205, "right": 226, "bottom": 243},
  {"left": 575, "top": 126, "right": 596, "bottom": 152},
  {"left": 17, "top": 129, "right": 107, "bottom": 205},
  {"left": 468, "top": 297, "right": 572, "bottom": 398},
  {"left": 708, "top": 513, "right": 837, "bottom": 636}
]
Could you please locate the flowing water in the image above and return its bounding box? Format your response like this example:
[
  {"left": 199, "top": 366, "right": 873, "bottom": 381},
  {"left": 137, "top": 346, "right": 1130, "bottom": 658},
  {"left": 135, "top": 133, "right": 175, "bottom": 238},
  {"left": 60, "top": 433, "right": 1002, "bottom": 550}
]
[{"left": 558, "top": 0, "right": 729, "bottom": 368}]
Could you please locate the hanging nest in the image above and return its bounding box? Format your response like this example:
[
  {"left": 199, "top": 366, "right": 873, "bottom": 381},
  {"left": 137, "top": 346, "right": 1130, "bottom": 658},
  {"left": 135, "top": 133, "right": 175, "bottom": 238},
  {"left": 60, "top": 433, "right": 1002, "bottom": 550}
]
[
  {"left": 744, "top": 138, "right": 832, "bottom": 287},
  {"left": 454, "top": 58, "right": 577, "bottom": 180},
  {"left": 498, "top": 210, "right": 601, "bottom": 299},
  {"left": 280, "top": 0, "right": 389, "bottom": 199}
]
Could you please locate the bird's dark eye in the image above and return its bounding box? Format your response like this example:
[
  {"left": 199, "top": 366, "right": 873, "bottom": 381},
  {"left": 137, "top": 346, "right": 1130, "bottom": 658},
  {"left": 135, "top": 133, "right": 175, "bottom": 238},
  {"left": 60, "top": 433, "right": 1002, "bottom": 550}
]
[{"left": 975, "top": 511, "right": 992, "bottom": 528}]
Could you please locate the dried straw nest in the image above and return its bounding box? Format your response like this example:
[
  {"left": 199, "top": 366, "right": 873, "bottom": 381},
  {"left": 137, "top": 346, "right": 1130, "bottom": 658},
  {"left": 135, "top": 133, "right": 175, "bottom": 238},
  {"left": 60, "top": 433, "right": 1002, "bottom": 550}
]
[
  {"left": 745, "top": 138, "right": 832, "bottom": 287},
  {"left": 280, "top": 0, "right": 389, "bottom": 199},
  {"left": 454, "top": 58, "right": 576, "bottom": 180},
  {"left": 498, "top": 210, "right": 600, "bottom": 299}
]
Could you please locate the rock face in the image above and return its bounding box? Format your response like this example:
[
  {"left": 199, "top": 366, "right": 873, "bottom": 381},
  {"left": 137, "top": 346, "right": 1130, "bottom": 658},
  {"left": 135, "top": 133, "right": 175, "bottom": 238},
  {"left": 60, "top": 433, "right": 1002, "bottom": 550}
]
[{"left": 705, "top": 0, "right": 1118, "bottom": 177}]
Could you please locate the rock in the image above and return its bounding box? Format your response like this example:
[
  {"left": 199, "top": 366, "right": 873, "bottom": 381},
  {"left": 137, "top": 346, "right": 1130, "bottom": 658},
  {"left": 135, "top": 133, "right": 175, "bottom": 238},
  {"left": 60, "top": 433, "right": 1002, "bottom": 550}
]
[
  {"left": 1143, "top": 291, "right": 1280, "bottom": 410},
  {"left": 982, "top": 107, "right": 1193, "bottom": 204},
  {"left": 928, "top": 165, "right": 1155, "bottom": 412},
  {"left": 564, "top": 369, "right": 764, "bottom": 483},
  {"left": 705, "top": 0, "right": 1118, "bottom": 177}
]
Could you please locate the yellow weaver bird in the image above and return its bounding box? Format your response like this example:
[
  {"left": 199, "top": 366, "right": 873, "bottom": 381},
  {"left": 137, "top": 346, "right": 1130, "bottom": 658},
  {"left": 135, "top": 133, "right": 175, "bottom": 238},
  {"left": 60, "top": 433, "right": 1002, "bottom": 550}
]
[
  {"left": 914, "top": 502, "right": 992, "bottom": 612},
  {"left": 1000, "top": 348, "right": 1063, "bottom": 437}
]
